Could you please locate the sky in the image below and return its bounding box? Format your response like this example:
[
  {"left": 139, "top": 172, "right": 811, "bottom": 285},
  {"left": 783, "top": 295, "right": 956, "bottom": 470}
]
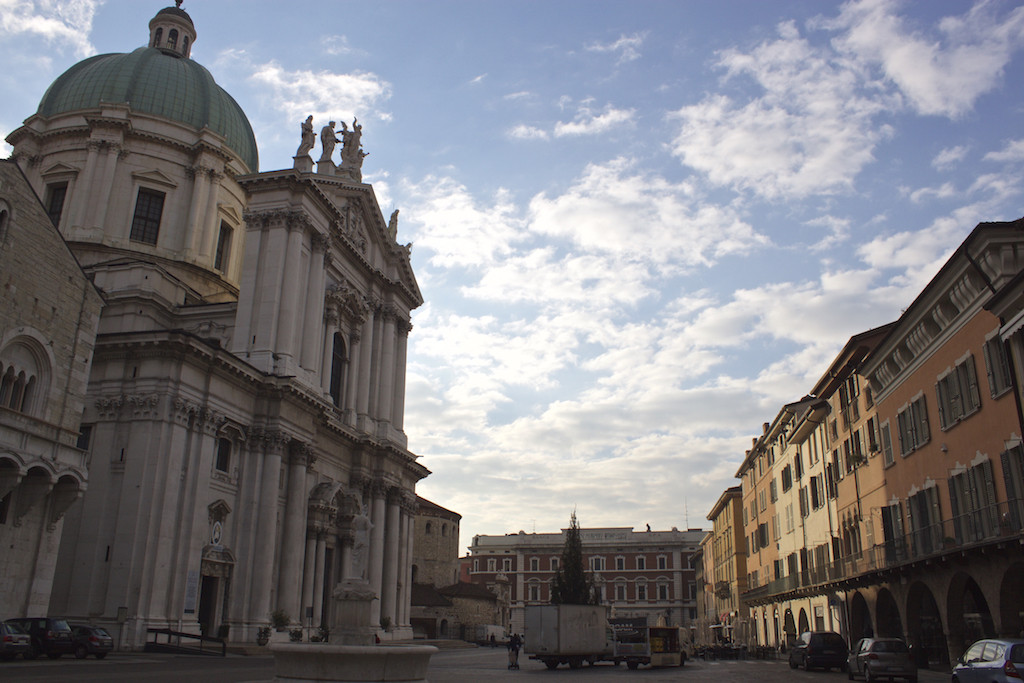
[{"left": 3, "top": 0, "right": 1024, "bottom": 555}]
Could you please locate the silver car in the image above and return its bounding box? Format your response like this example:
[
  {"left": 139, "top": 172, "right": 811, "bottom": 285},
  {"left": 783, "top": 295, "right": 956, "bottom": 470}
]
[
  {"left": 847, "top": 637, "right": 917, "bottom": 682},
  {"left": 952, "top": 639, "right": 1024, "bottom": 683}
]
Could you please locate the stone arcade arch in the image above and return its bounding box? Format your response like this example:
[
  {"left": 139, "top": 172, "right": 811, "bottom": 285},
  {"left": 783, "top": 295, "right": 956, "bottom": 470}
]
[
  {"left": 849, "top": 591, "right": 871, "bottom": 640},
  {"left": 798, "top": 607, "right": 810, "bottom": 635},
  {"left": 875, "top": 588, "right": 902, "bottom": 638},
  {"left": 998, "top": 561, "right": 1024, "bottom": 638},
  {"left": 906, "top": 581, "right": 947, "bottom": 668},
  {"left": 947, "top": 572, "right": 996, "bottom": 656}
]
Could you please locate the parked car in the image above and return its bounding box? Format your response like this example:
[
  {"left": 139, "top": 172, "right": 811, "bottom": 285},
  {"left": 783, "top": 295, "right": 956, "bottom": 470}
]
[
  {"left": 847, "top": 637, "right": 917, "bottom": 682},
  {"left": 951, "top": 638, "right": 1024, "bottom": 683},
  {"left": 0, "top": 622, "right": 31, "bottom": 661},
  {"left": 789, "top": 631, "right": 849, "bottom": 672},
  {"left": 3, "top": 618, "right": 74, "bottom": 659},
  {"left": 71, "top": 624, "right": 113, "bottom": 659}
]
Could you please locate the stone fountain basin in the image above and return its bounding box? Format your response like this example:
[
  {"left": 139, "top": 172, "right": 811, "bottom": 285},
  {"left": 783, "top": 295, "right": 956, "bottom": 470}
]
[{"left": 271, "top": 642, "right": 439, "bottom": 683}]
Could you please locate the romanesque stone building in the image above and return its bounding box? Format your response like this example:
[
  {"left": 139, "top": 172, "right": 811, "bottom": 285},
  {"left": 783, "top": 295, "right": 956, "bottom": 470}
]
[
  {"left": 0, "top": 161, "right": 104, "bottom": 618},
  {"left": 4, "top": 4, "right": 427, "bottom": 647}
]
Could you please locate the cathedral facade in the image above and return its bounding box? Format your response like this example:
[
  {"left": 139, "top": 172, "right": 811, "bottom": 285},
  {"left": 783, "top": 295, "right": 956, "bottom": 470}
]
[{"left": 3, "top": 5, "right": 427, "bottom": 646}]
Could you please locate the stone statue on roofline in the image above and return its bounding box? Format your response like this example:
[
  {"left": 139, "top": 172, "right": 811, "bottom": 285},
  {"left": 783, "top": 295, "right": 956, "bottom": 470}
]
[
  {"left": 296, "top": 115, "right": 315, "bottom": 157},
  {"left": 319, "top": 120, "right": 341, "bottom": 162}
]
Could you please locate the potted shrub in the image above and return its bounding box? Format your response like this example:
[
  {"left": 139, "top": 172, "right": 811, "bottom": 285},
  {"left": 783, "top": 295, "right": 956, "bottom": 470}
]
[
  {"left": 289, "top": 628, "right": 303, "bottom": 642},
  {"left": 256, "top": 627, "right": 271, "bottom": 646},
  {"left": 271, "top": 610, "right": 290, "bottom": 632}
]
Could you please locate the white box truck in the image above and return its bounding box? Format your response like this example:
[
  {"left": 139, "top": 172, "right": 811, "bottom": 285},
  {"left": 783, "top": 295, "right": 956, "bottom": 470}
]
[{"left": 523, "top": 604, "right": 613, "bottom": 670}]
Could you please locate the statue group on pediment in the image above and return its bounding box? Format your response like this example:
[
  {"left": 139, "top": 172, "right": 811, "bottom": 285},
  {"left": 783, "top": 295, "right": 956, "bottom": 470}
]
[{"left": 297, "top": 115, "right": 366, "bottom": 176}]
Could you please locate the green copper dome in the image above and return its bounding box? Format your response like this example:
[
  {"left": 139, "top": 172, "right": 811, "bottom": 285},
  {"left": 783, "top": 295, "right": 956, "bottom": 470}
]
[{"left": 37, "top": 46, "right": 258, "bottom": 172}]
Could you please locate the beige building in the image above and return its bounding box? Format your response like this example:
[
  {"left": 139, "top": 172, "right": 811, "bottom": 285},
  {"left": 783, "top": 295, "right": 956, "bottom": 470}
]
[
  {"left": 699, "top": 486, "right": 747, "bottom": 645},
  {"left": 0, "top": 161, "right": 104, "bottom": 618},
  {"left": 724, "top": 218, "right": 1024, "bottom": 667},
  {"left": 5, "top": 6, "right": 428, "bottom": 647}
]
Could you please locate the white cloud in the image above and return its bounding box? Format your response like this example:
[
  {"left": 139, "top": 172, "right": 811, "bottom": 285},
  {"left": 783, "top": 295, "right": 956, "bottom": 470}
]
[
  {"left": 245, "top": 59, "right": 392, "bottom": 123},
  {"left": 506, "top": 124, "right": 549, "bottom": 141},
  {"left": 585, "top": 32, "right": 646, "bottom": 65},
  {"left": 527, "top": 158, "right": 767, "bottom": 267},
  {"left": 401, "top": 176, "right": 525, "bottom": 268},
  {"left": 906, "top": 182, "right": 957, "bottom": 203},
  {"left": 0, "top": 0, "right": 98, "bottom": 57},
  {"left": 668, "top": 20, "right": 893, "bottom": 199},
  {"left": 321, "top": 35, "right": 366, "bottom": 58},
  {"left": 553, "top": 100, "right": 634, "bottom": 137},
  {"left": 984, "top": 139, "right": 1024, "bottom": 163},
  {"left": 933, "top": 145, "right": 968, "bottom": 170},
  {"left": 824, "top": 0, "right": 1024, "bottom": 118}
]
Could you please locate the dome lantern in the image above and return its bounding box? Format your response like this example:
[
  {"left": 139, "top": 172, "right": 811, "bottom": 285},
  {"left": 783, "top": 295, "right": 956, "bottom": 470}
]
[{"left": 148, "top": 2, "right": 196, "bottom": 59}]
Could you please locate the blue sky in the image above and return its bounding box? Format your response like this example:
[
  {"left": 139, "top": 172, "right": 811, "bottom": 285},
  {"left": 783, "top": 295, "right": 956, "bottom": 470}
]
[{"left": 3, "top": 0, "right": 1024, "bottom": 553}]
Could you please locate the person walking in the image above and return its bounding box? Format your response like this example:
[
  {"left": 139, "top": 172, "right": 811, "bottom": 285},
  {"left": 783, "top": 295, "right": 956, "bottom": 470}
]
[{"left": 508, "top": 632, "right": 522, "bottom": 670}]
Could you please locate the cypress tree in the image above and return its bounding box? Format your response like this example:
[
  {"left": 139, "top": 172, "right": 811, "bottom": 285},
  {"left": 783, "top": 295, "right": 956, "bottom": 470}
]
[{"left": 549, "top": 511, "right": 599, "bottom": 605}]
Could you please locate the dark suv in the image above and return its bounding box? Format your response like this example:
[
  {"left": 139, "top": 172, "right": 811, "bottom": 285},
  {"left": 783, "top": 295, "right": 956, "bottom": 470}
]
[
  {"left": 3, "top": 618, "right": 75, "bottom": 660},
  {"left": 789, "top": 631, "right": 849, "bottom": 672}
]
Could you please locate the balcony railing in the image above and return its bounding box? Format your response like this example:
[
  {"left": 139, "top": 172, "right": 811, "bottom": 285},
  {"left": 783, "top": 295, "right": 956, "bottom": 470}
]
[{"left": 741, "top": 497, "right": 1024, "bottom": 604}]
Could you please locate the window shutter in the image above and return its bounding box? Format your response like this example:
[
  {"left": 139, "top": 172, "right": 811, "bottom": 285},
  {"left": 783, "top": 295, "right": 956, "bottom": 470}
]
[{"left": 966, "top": 356, "right": 981, "bottom": 411}]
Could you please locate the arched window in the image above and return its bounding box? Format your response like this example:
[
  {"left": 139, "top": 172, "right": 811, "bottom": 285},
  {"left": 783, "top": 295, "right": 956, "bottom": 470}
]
[
  {"left": 425, "top": 522, "right": 432, "bottom": 534},
  {"left": 329, "top": 333, "right": 347, "bottom": 407},
  {"left": 0, "top": 204, "right": 9, "bottom": 243},
  {"left": 441, "top": 524, "right": 447, "bottom": 537},
  {"left": 168, "top": 29, "right": 178, "bottom": 50},
  {"left": 153, "top": 27, "right": 163, "bottom": 47},
  {"left": 0, "top": 337, "right": 48, "bottom": 417},
  {"left": 182, "top": 36, "right": 190, "bottom": 55}
]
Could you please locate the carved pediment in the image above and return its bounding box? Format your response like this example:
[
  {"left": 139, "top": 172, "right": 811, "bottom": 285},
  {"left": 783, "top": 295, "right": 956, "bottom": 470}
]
[{"left": 131, "top": 168, "right": 178, "bottom": 189}]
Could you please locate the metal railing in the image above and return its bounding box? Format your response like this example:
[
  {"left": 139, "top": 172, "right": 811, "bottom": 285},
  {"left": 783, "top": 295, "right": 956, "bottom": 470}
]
[
  {"left": 741, "top": 497, "right": 1024, "bottom": 603},
  {"left": 143, "top": 628, "right": 226, "bottom": 656}
]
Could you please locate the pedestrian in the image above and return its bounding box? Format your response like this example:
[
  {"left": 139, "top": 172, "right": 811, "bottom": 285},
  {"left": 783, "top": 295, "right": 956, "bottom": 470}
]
[{"left": 508, "top": 632, "right": 522, "bottom": 669}]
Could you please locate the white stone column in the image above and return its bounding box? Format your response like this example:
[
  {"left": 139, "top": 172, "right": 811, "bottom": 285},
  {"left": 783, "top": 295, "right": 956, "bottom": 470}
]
[
  {"left": 377, "top": 309, "right": 397, "bottom": 424},
  {"left": 311, "top": 531, "right": 327, "bottom": 626},
  {"left": 301, "top": 236, "right": 328, "bottom": 371},
  {"left": 278, "top": 443, "right": 311, "bottom": 620},
  {"left": 185, "top": 166, "right": 210, "bottom": 257},
  {"left": 396, "top": 498, "right": 414, "bottom": 628},
  {"left": 356, "top": 311, "right": 375, "bottom": 420},
  {"left": 380, "top": 492, "right": 400, "bottom": 627},
  {"left": 92, "top": 144, "right": 120, "bottom": 231},
  {"left": 300, "top": 532, "right": 316, "bottom": 621},
  {"left": 200, "top": 169, "right": 222, "bottom": 260},
  {"left": 275, "top": 219, "right": 306, "bottom": 366},
  {"left": 368, "top": 482, "right": 386, "bottom": 626},
  {"left": 73, "top": 140, "right": 102, "bottom": 230},
  {"left": 392, "top": 320, "right": 410, "bottom": 432},
  {"left": 321, "top": 307, "right": 338, "bottom": 394},
  {"left": 343, "top": 326, "right": 362, "bottom": 422},
  {"left": 249, "top": 432, "right": 285, "bottom": 622}
]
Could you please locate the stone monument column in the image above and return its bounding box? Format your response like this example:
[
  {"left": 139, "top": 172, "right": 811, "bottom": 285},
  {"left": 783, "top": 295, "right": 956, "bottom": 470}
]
[
  {"left": 368, "top": 480, "right": 387, "bottom": 626},
  {"left": 249, "top": 431, "right": 285, "bottom": 623},
  {"left": 278, "top": 442, "right": 311, "bottom": 619},
  {"left": 275, "top": 218, "right": 306, "bottom": 368},
  {"left": 311, "top": 529, "right": 327, "bottom": 625},
  {"left": 377, "top": 308, "right": 396, "bottom": 424},
  {"left": 301, "top": 236, "right": 328, "bottom": 371},
  {"left": 380, "top": 490, "right": 401, "bottom": 627},
  {"left": 392, "top": 319, "right": 411, "bottom": 432},
  {"left": 320, "top": 307, "right": 339, "bottom": 394},
  {"left": 300, "top": 530, "right": 317, "bottom": 620},
  {"left": 356, "top": 309, "right": 375, "bottom": 422}
]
